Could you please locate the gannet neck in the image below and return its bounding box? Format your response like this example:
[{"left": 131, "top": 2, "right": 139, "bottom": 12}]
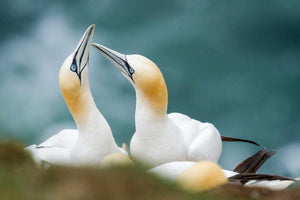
[
  {"left": 60, "top": 66, "right": 120, "bottom": 165},
  {"left": 135, "top": 90, "right": 167, "bottom": 127},
  {"left": 129, "top": 55, "right": 168, "bottom": 116},
  {"left": 59, "top": 63, "right": 113, "bottom": 138},
  {"left": 62, "top": 85, "right": 91, "bottom": 126},
  {"left": 59, "top": 62, "right": 88, "bottom": 125},
  {"left": 60, "top": 78, "right": 111, "bottom": 137}
]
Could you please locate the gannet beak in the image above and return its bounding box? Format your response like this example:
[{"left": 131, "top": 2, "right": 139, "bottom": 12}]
[
  {"left": 92, "top": 43, "right": 134, "bottom": 82},
  {"left": 72, "top": 24, "right": 95, "bottom": 80}
]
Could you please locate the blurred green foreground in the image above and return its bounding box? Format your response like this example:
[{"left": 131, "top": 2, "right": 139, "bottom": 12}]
[{"left": 0, "top": 141, "right": 300, "bottom": 200}]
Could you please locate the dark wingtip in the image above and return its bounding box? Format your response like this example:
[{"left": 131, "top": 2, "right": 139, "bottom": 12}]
[
  {"left": 233, "top": 148, "right": 275, "bottom": 173},
  {"left": 221, "top": 136, "right": 260, "bottom": 146},
  {"left": 228, "top": 173, "right": 295, "bottom": 185}
]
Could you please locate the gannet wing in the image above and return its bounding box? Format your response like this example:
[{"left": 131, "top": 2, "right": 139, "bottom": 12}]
[
  {"left": 233, "top": 148, "right": 275, "bottom": 173},
  {"left": 25, "top": 145, "right": 72, "bottom": 166},
  {"left": 244, "top": 179, "right": 297, "bottom": 190},
  {"left": 37, "top": 129, "right": 78, "bottom": 149},
  {"left": 187, "top": 122, "right": 222, "bottom": 162},
  {"left": 228, "top": 173, "right": 295, "bottom": 190},
  {"left": 25, "top": 129, "right": 78, "bottom": 166},
  {"left": 168, "top": 113, "right": 222, "bottom": 162}
]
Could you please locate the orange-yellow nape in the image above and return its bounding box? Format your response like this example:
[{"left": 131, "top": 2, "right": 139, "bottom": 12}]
[
  {"left": 58, "top": 54, "right": 89, "bottom": 124},
  {"left": 176, "top": 161, "right": 228, "bottom": 192},
  {"left": 127, "top": 55, "right": 168, "bottom": 114},
  {"left": 91, "top": 43, "right": 168, "bottom": 114},
  {"left": 59, "top": 55, "right": 81, "bottom": 98}
]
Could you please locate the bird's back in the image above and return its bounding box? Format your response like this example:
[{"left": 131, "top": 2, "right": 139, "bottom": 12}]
[
  {"left": 168, "top": 112, "right": 222, "bottom": 162},
  {"left": 25, "top": 129, "right": 78, "bottom": 166}
]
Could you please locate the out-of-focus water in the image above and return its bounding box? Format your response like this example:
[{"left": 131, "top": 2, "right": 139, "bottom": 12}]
[{"left": 1, "top": 1, "right": 299, "bottom": 176}]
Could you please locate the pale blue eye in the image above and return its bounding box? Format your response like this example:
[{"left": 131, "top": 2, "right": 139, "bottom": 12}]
[
  {"left": 129, "top": 67, "right": 135, "bottom": 74},
  {"left": 70, "top": 63, "right": 77, "bottom": 72}
]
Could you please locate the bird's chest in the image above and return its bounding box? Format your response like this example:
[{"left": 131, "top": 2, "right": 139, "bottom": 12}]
[{"left": 130, "top": 132, "right": 187, "bottom": 167}]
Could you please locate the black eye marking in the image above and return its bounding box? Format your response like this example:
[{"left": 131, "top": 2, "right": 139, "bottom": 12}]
[
  {"left": 124, "top": 56, "right": 135, "bottom": 78},
  {"left": 129, "top": 67, "right": 135, "bottom": 74},
  {"left": 70, "top": 63, "right": 77, "bottom": 72}
]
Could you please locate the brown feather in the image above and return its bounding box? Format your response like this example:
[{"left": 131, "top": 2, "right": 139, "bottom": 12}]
[
  {"left": 221, "top": 136, "right": 260, "bottom": 146},
  {"left": 233, "top": 148, "right": 275, "bottom": 173},
  {"left": 228, "top": 173, "right": 295, "bottom": 185}
]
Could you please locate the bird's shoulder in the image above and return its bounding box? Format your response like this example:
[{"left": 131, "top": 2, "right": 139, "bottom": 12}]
[
  {"left": 38, "top": 129, "right": 78, "bottom": 149},
  {"left": 168, "top": 112, "right": 192, "bottom": 123},
  {"left": 168, "top": 112, "right": 220, "bottom": 143}
]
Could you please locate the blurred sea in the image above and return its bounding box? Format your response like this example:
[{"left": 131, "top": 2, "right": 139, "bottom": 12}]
[{"left": 0, "top": 1, "right": 299, "bottom": 176}]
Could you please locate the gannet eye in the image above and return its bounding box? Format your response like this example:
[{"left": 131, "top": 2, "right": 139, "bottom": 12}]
[
  {"left": 129, "top": 67, "right": 135, "bottom": 74},
  {"left": 70, "top": 63, "right": 77, "bottom": 72}
]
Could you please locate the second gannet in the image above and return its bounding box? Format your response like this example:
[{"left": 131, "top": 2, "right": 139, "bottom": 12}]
[
  {"left": 26, "top": 25, "right": 125, "bottom": 167},
  {"left": 149, "top": 160, "right": 295, "bottom": 190},
  {"left": 149, "top": 149, "right": 295, "bottom": 191},
  {"left": 92, "top": 43, "right": 222, "bottom": 167},
  {"left": 149, "top": 148, "right": 273, "bottom": 181}
]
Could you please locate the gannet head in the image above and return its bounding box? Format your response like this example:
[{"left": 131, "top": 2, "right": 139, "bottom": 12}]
[
  {"left": 176, "top": 161, "right": 228, "bottom": 192},
  {"left": 92, "top": 43, "right": 168, "bottom": 114},
  {"left": 59, "top": 25, "right": 95, "bottom": 99}
]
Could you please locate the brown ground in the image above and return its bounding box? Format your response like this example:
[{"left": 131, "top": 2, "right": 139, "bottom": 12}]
[{"left": 0, "top": 141, "right": 299, "bottom": 200}]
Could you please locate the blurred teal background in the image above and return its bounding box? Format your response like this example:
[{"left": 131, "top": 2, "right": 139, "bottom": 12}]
[{"left": 1, "top": 1, "right": 299, "bottom": 176}]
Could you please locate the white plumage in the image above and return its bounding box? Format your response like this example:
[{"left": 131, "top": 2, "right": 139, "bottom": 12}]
[
  {"left": 26, "top": 25, "right": 126, "bottom": 167},
  {"left": 92, "top": 44, "right": 222, "bottom": 167},
  {"left": 149, "top": 161, "right": 295, "bottom": 190}
]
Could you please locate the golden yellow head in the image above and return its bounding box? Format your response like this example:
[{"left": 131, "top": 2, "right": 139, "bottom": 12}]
[
  {"left": 92, "top": 43, "right": 168, "bottom": 114},
  {"left": 127, "top": 55, "right": 168, "bottom": 114},
  {"left": 59, "top": 54, "right": 82, "bottom": 99},
  {"left": 58, "top": 25, "right": 94, "bottom": 121},
  {"left": 176, "top": 161, "right": 228, "bottom": 192}
]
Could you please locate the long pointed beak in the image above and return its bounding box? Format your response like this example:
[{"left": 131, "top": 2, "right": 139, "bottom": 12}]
[
  {"left": 73, "top": 24, "right": 95, "bottom": 78},
  {"left": 92, "top": 43, "right": 133, "bottom": 81}
]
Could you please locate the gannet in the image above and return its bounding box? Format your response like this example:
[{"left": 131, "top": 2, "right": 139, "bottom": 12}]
[
  {"left": 149, "top": 160, "right": 295, "bottom": 190},
  {"left": 26, "top": 25, "right": 125, "bottom": 167},
  {"left": 149, "top": 148, "right": 273, "bottom": 181},
  {"left": 92, "top": 43, "right": 222, "bottom": 167},
  {"left": 149, "top": 148, "right": 296, "bottom": 191}
]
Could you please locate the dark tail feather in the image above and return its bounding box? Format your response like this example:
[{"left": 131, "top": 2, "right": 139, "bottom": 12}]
[
  {"left": 221, "top": 136, "right": 260, "bottom": 146},
  {"left": 228, "top": 173, "right": 295, "bottom": 185},
  {"left": 233, "top": 148, "right": 275, "bottom": 173}
]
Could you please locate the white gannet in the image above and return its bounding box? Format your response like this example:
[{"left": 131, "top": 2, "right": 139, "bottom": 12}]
[
  {"left": 149, "top": 148, "right": 295, "bottom": 191},
  {"left": 149, "top": 148, "right": 270, "bottom": 181},
  {"left": 26, "top": 25, "right": 125, "bottom": 167},
  {"left": 92, "top": 43, "right": 222, "bottom": 167},
  {"left": 149, "top": 160, "right": 295, "bottom": 190}
]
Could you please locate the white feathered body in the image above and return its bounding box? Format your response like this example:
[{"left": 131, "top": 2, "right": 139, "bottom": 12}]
[
  {"left": 130, "top": 104, "right": 222, "bottom": 167},
  {"left": 149, "top": 161, "right": 294, "bottom": 190}
]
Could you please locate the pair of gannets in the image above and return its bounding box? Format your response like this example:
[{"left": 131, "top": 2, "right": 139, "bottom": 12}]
[
  {"left": 25, "top": 25, "right": 295, "bottom": 191},
  {"left": 26, "top": 24, "right": 226, "bottom": 167}
]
